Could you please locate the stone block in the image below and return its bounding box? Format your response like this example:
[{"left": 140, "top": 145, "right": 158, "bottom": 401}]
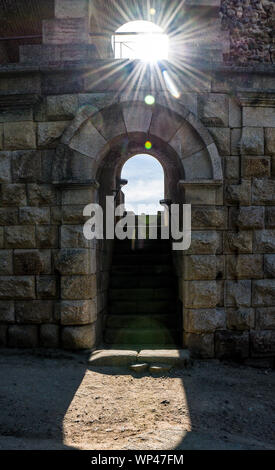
[
  {"left": 229, "top": 98, "right": 241, "bottom": 128},
  {"left": 266, "top": 208, "right": 275, "bottom": 229},
  {"left": 40, "top": 324, "right": 60, "bottom": 348},
  {"left": 198, "top": 93, "right": 229, "bottom": 127},
  {"left": 61, "top": 274, "right": 96, "bottom": 300},
  {"left": 37, "top": 121, "right": 68, "bottom": 148},
  {"left": 256, "top": 307, "right": 275, "bottom": 330},
  {"left": 184, "top": 308, "right": 225, "bottom": 333},
  {"left": 54, "top": 249, "right": 91, "bottom": 275},
  {"left": 0, "top": 108, "right": 33, "bottom": 123},
  {"left": 225, "top": 280, "right": 251, "bottom": 307},
  {"left": 0, "top": 151, "right": 11, "bottom": 182},
  {"left": 60, "top": 299, "right": 96, "bottom": 325},
  {"left": 0, "top": 325, "right": 7, "bottom": 347},
  {"left": 0, "top": 74, "right": 41, "bottom": 95},
  {"left": 60, "top": 225, "right": 90, "bottom": 248},
  {"left": 242, "top": 156, "right": 270, "bottom": 178},
  {"left": 37, "top": 276, "right": 57, "bottom": 299},
  {"left": 62, "top": 205, "right": 87, "bottom": 224},
  {"left": 224, "top": 156, "right": 239, "bottom": 180},
  {"left": 191, "top": 207, "right": 227, "bottom": 229},
  {"left": 264, "top": 254, "right": 275, "bottom": 278},
  {"left": 43, "top": 18, "right": 89, "bottom": 45},
  {"left": 19, "top": 207, "right": 50, "bottom": 225},
  {"left": 252, "top": 179, "right": 275, "bottom": 205},
  {"left": 240, "top": 127, "right": 264, "bottom": 156},
  {"left": 0, "top": 123, "right": 2, "bottom": 150},
  {"left": 4, "top": 122, "right": 36, "bottom": 150},
  {"left": 225, "top": 180, "right": 251, "bottom": 205},
  {"left": 8, "top": 325, "right": 38, "bottom": 348},
  {"left": 231, "top": 128, "right": 241, "bottom": 155},
  {"left": 207, "top": 127, "right": 230, "bottom": 155},
  {"left": 186, "top": 231, "right": 222, "bottom": 254},
  {"left": 0, "top": 301, "right": 14, "bottom": 323},
  {"left": 232, "top": 206, "right": 264, "bottom": 230},
  {"left": 4, "top": 226, "right": 36, "bottom": 248},
  {"left": 14, "top": 250, "right": 47, "bottom": 275},
  {"left": 36, "top": 225, "right": 58, "bottom": 248},
  {"left": 226, "top": 254, "right": 263, "bottom": 279},
  {"left": 61, "top": 188, "right": 95, "bottom": 205},
  {"left": 183, "top": 281, "right": 218, "bottom": 308},
  {"left": 12, "top": 150, "right": 41, "bottom": 182},
  {"left": 0, "top": 250, "right": 13, "bottom": 275},
  {"left": 62, "top": 324, "right": 96, "bottom": 349},
  {"left": 254, "top": 230, "right": 275, "bottom": 253},
  {"left": 243, "top": 107, "right": 275, "bottom": 128},
  {"left": 183, "top": 332, "right": 214, "bottom": 358},
  {"left": 250, "top": 331, "right": 275, "bottom": 357},
  {"left": 183, "top": 255, "right": 223, "bottom": 280},
  {"left": 51, "top": 206, "right": 62, "bottom": 225},
  {"left": 215, "top": 330, "right": 249, "bottom": 359},
  {"left": 265, "top": 128, "right": 275, "bottom": 155},
  {"left": 1, "top": 184, "right": 27, "bottom": 206},
  {"left": 227, "top": 307, "right": 255, "bottom": 330},
  {"left": 252, "top": 280, "right": 275, "bottom": 307},
  {"left": 55, "top": 0, "right": 89, "bottom": 18},
  {"left": 15, "top": 300, "right": 53, "bottom": 324},
  {"left": 0, "top": 227, "right": 3, "bottom": 248},
  {"left": 0, "top": 276, "right": 35, "bottom": 299},
  {"left": 0, "top": 208, "right": 18, "bottom": 225}
]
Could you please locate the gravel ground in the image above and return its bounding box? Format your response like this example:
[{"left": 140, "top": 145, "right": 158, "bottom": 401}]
[{"left": 0, "top": 351, "right": 274, "bottom": 450}]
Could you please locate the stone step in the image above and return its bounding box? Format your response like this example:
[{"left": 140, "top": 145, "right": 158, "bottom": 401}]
[
  {"left": 106, "top": 314, "right": 179, "bottom": 329},
  {"left": 88, "top": 348, "right": 191, "bottom": 368},
  {"left": 109, "top": 287, "right": 175, "bottom": 301},
  {"left": 112, "top": 253, "right": 171, "bottom": 265},
  {"left": 110, "top": 274, "right": 176, "bottom": 289},
  {"left": 104, "top": 328, "right": 180, "bottom": 345},
  {"left": 109, "top": 299, "right": 177, "bottom": 315},
  {"left": 111, "top": 264, "right": 173, "bottom": 275}
]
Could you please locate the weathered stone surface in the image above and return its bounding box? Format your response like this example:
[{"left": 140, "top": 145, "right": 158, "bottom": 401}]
[
  {"left": 0, "top": 151, "right": 11, "bottom": 182},
  {"left": 40, "top": 324, "right": 60, "bottom": 348},
  {"left": 207, "top": 127, "right": 230, "bottom": 155},
  {"left": 225, "top": 180, "right": 251, "bottom": 205},
  {"left": 0, "top": 208, "right": 18, "bottom": 225},
  {"left": 223, "top": 231, "right": 252, "bottom": 254},
  {"left": 242, "top": 156, "right": 270, "bottom": 178},
  {"left": 61, "top": 188, "right": 95, "bottom": 205},
  {"left": 0, "top": 123, "right": 2, "bottom": 150},
  {"left": 60, "top": 299, "right": 96, "bottom": 325},
  {"left": 199, "top": 93, "right": 229, "bottom": 127},
  {"left": 43, "top": 18, "right": 89, "bottom": 45},
  {"left": 215, "top": 330, "right": 249, "bottom": 360},
  {"left": 46, "top": 94, "right": 78, "bottom": 120},
  {"left": 38, "top": 121, "right": 68, "bottom": 148},
  {"left": 0, "top": 301, "right": 14, "bottom": 323},
  {"left": 252, "top": 280, "right": 275, "bottom": 307},
  {"left": 137, "top": 349, "right": 190, "bottom": 366},
  {"left": 0, "top": 227, "right": 3, "bottom": 248},
  {"left": 183, "top": 255, "right": 223, "bottom": 280},
  {"left": 227, "top": 308, "right": 255, "bottom": 330},
  {"left": 252, "top": 179, "right": 275, "bottom": 205},
  {"left": 227, "top": 254, "right": 263, "bottom": 279},
  {"left": 254, "top": 230, "right": 275, "bottom": 253},
  {"left": 231, "top": 206, "right": 264, "bottom": 230},
  {"left": 62, "top": 324, "right": 96, "bottom": 349},
  {"left": 89, "top": 349, "right": 138, "bottom": 366},
  {"left": 266, "top": 207, "right": 275, "bottom": 229},
  {"left": 4, "top": 122, "right": 36, "bottom": 150},
  {"left": 19, "top": 207, "right": 50, "bottom": 225},
  {"left": 62, "top": 205, "right": 87, "bottom": 224},
  {"left": 256, "top": 307, "right": 275, "bottom": 330},
  {"left": 55, "top": 0, "right": 89, "bottom": 19},
  {"left": 36, "top": 226, "right": 58, "bottom": 248},
  {"left": 224, "top": 156, "right": 239, "bottom": 179},
  {"left": 264, "top": 254, "right": 275, "bottom": 278},
  {"left": 183, "top": 332, "right": 214, "bottom": 358},
  {"left": 37, "top": 276, "right": 57, "bottom": 299},
  {"left": 265, "top": 128, "right": 275, "bottom": 155},
  {"left": 1, "top": 184, "right": 27, "bottom": 206},
  {"left": 183, "top": 281, "right": 218, "bottom": 308},
  {"left": 241, "top": 127, "right": 264, "bottom": 156},
  {"left": 14, "top": 250, "right": 46, "bottom": 275},
  {"left": 8, "top": 325, "right": 38, "bottom": 348},
  {"left": 61, "top": 274, "right": 96, "bottom": 300},
  {"left": 12, "top": 150, "right": 41, "bottom": 182},
  {"left": 184, "top": 308, "right": 225, "bottom": 333},
  {"left": 15, "top": 300, "right": 53, "bottom": 324},
  {"left": 186, "top": 231, "right": 222, "bottom": 254},
  {"left": 192, "top": 207, "right": 227, "bottom": 229},
  {"left": 28, "top": 184, "right": 56, "bottom": 206},
  {"left": 243, "top": 108, "right": 275, "bottom": 128},
  {"left": 250, "top": 331, "right": 275, "bottom": 357},
  {"left": 225, "top": 280, "right": 251, "bottom": 307},
  {"left": 0, "top": 276, "right": 35, "bottom": 299},
  {"left": 0, "top": 250, "right": 13, "bottom": 275},
  {"left": 4, "top": 226, "right": 36, "bottom": 249},
  {"left": 231, "top": 128, "right": 241, "bottom": 155},
  {"left": 229, "top": 98, "right": 241, "bottom": 128},
  {"left": 0, "top": 325, "right": 7, "bottom": 347},
  {"left": 54, "top": 249, "right": 90, "bottom": 275},
  {"left": 61, "top": 225, "right": 90, "bottom": 248}
]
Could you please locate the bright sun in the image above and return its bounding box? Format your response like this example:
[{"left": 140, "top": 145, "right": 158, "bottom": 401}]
[{"left": 113, "top": 20, "right": 169, "bottom": 62}]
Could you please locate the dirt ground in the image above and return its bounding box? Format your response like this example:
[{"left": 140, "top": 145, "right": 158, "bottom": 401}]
[{"left": 0, "top": 351, "right": 274, "bottom": 450}]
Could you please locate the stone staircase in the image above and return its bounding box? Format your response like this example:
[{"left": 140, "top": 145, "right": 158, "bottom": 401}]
[{"left": 104, "top": 238, "right": 181, "bottom": 347}]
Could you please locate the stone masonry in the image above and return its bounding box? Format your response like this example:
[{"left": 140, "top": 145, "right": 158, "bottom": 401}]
[{"left": 0, "top": 0, "right": 274, "bottom": 363}]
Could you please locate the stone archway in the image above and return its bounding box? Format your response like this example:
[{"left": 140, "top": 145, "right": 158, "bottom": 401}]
[{"left": 52, "top": 98, "right": 223, "bottom": 349}]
